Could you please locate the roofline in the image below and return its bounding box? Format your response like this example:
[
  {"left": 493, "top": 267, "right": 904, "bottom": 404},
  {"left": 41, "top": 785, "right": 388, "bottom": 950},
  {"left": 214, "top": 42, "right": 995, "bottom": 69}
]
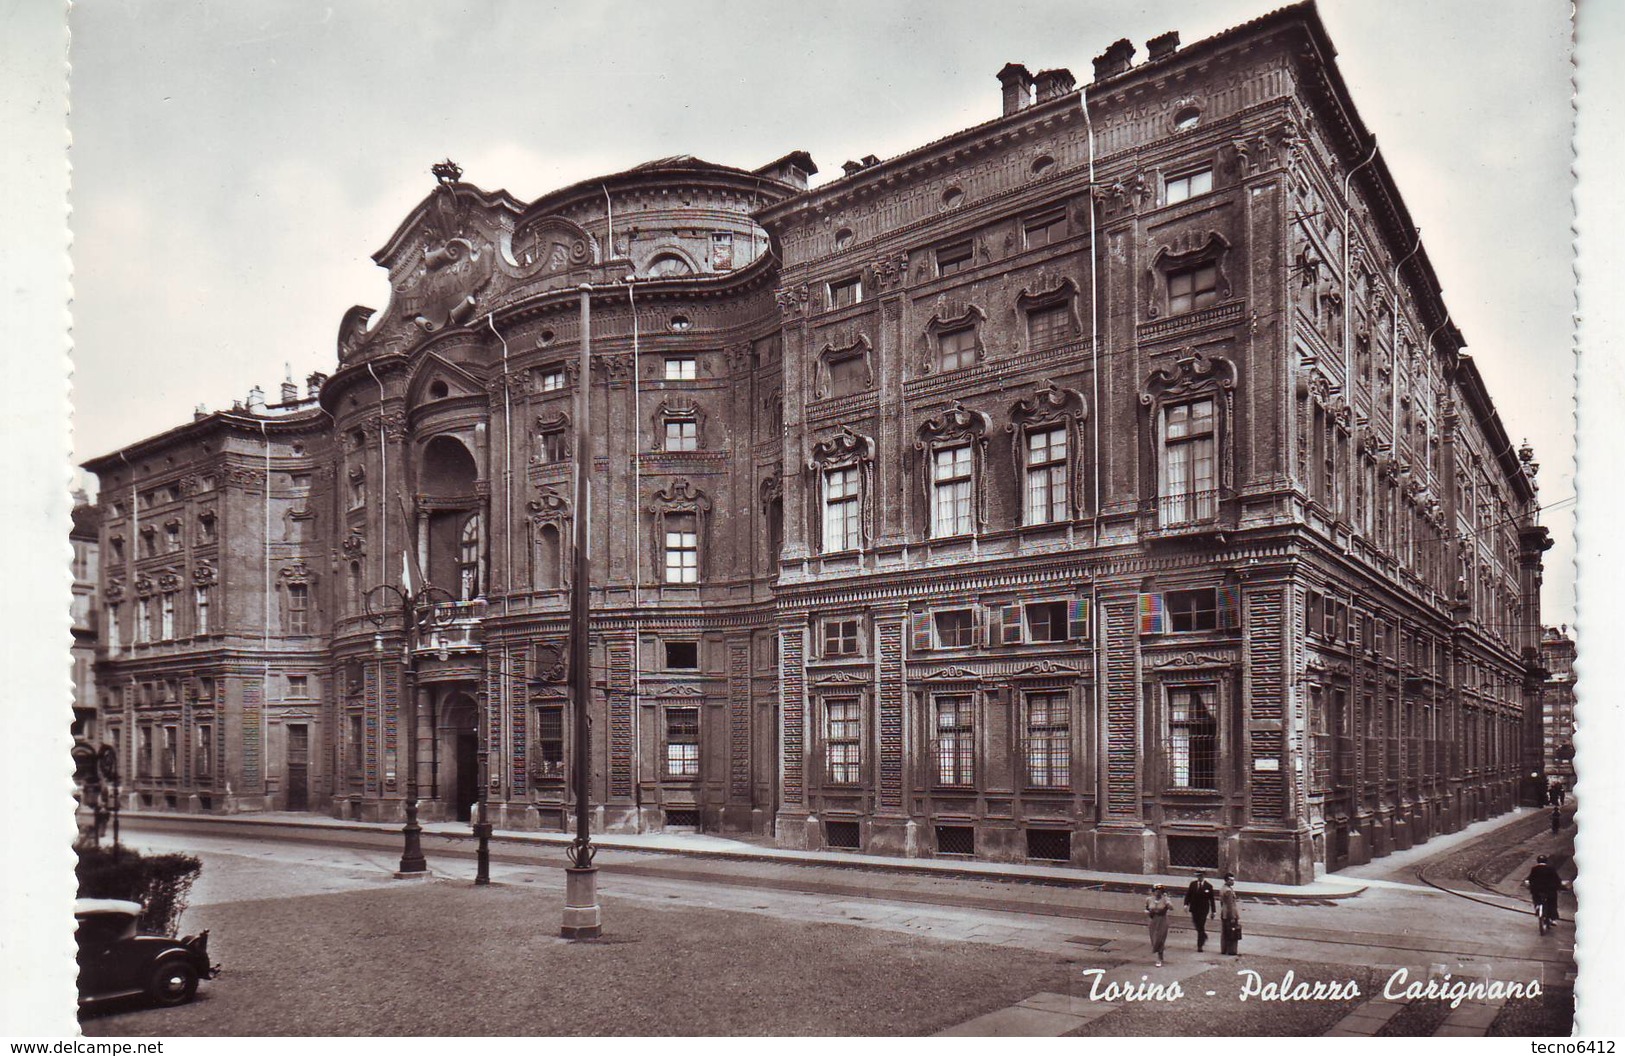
[
  {"left": 519, "top": 158, "right": 802, "bottom": 226},
  {"left": 1455, "top": 353, "right": 1537, "bottom": 503},
  {"left": 81, "top": 405, "right": 330, "bottom": 476}
]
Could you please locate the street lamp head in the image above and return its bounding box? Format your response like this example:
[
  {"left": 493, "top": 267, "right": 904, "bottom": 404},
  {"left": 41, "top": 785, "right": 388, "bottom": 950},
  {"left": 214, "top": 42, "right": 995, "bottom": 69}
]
[{"left": 374, "top": 633, "right": 385, "bottom": 654}]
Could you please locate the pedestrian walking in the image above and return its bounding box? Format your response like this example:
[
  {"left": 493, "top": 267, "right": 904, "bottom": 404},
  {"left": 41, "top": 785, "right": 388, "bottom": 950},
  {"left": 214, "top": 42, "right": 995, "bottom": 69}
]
[
  {"left": 1546, "top": 780, "right": 1558, "bottom": 807},
  {"left": 1219, "top": 873, "right": 1242, "bottom": 956},
  {"left": 1551, "top": 805, "right": 1563, "bottom": 834},
  {"left": 1555, "top": 781, "right": 1566, "bottom": 807},
  {"left": 1146, "top": 884, "right": 1172, "bottom": 967},
  {"left": 1183, "top": 871, "right": 1216, "bottom": 951}
]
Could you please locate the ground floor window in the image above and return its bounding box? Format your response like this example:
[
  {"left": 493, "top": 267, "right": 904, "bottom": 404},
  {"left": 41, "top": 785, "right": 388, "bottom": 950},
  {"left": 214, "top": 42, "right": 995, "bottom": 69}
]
[
  {"left": 665, "top": 707, "right": 700, "bottom": 778},
  {"left": 1023, "top": 690, "right": 1070, "bottom": 788},
  {"left": 933, "top": 695, "right": 975, "bottom": 787},
  {"left": 195, "top": 724, "right": 213, "bottom": 780},
  {"left": 534, "top": 706, "right": 564, "bottom": 780},
  {"left": 1166, "top": 685, "right": 1218, "bottom": 790},
  {"left": 825, "top": 698, "right": 862, "bottom": 784},
  {"left": 348, "top": 713, "right": 364, "bottom": 780}
]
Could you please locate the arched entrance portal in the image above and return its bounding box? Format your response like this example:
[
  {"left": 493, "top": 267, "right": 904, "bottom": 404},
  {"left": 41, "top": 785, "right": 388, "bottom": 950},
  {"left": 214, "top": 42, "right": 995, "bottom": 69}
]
[{"left": 436, "top": 691, "right": 479, "bottom": 823}]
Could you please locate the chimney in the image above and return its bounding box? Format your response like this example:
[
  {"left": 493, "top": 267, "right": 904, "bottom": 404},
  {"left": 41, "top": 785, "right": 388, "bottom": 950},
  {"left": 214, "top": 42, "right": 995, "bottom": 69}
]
[
  {"left": 752, "top": 150, "right": 818, "bottom": 191},
  {"left": 842, "top": 160, "right": 864, "bottom": 177},
  {"left": 1092, "top": 39, "right": 1137, "bottom": 82},
  {"left": 1034, "top": 68, "right": 1076, "bottom": 102},
  {"left": 997, "top": 63, "right": 1035, "bottom": 116},
  {"left": 280, "top": 365, "right": 299, "bottom": 405},
  {"left": 1147, "top": 31, "right": 1180, "bottom": 61},
  {"left": 194, "top": 403, "right": 209, "bottom": 421},
  {"left": 247, "top": 386, "right": 266, "bottom": 411},
  {"left": 860, "top": 154, "right": 880, "bottom": 168},
  {"left": 306, "top": 372, "right": 329, "bottom": 398}
]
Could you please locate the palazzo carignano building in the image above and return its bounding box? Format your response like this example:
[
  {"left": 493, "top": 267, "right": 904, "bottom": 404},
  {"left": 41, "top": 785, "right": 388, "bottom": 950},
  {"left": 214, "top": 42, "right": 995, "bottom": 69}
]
[{"left": 83, "top": 2, "right": 1552, "bottom": 883}]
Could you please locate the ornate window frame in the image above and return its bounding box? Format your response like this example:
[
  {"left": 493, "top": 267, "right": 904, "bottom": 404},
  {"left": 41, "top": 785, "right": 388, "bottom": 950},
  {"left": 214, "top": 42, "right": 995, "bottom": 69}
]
[
  {"left": 814, "top": 684, "right": 870, "bottom": 787},
  {"left": 1007, "top": 380, "right": 1088, "bottom": 524},
  {"left": 647, "top": 478, "right": 712, "bottom": 585},
  {"left": 1145, "top": 231, "right": 1233, "bottom": 320},
  {"left": 915, "top": 402, "right": 993, "bottom": 540},
  {"left": 1015, "top": 275, "right": 1082, "bottom": 352},
  {"left": 653, "top": 397, "right": 706, "bottom": 452},
  {"left": 527, "top": 488, "right": 571, "bottom": 590},
  {"left": 809, "top": 427, "right": 876, "bottom": 554},
  {"left": 1140, "top": 349, "right": 1238, "bottom": 527},
  {"left": 532, "top": 410, "right": 570, "bottom": 465},
  {"left": 814, "top": 334, "right": 874, "bottom": 400},
  {"left": 919, "top": 303, "right": 986, "bottom": 375}
]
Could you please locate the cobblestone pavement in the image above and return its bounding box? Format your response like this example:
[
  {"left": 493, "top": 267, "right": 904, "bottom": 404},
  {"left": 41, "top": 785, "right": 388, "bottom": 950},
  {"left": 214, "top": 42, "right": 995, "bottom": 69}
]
[{"left": 75, "top": 822, "right": 1574, "bottom": 1036}]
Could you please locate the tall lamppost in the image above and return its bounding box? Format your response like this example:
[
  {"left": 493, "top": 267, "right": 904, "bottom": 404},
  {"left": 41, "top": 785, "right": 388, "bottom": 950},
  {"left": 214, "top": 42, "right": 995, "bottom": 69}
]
[
  {"left": 365, "top": 578, "right": 454, "bottom": 877},
  {"left": 561, "top": 282, "right": 601, "bottom": 939}
]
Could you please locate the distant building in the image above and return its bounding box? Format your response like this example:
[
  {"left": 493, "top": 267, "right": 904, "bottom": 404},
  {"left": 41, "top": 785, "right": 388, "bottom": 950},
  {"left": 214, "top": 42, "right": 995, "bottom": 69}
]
[
  {"left": 71, "top": 493, "right": 101, "bottom": 739},
  {"left": 1537, "top": 626, "right": 1576, "bottom": 782},
  {"left": 85, "top": 1, "right": 1550, "bottom": 882}
]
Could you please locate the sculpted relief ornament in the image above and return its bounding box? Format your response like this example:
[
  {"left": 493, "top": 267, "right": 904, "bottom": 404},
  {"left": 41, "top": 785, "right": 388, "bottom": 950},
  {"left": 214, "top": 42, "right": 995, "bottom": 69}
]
[{"left": 394, "top": 180, "right": 497, "bottom": 333}]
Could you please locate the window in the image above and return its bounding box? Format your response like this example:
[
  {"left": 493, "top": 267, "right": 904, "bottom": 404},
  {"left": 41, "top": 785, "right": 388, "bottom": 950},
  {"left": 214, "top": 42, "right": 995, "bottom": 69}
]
[
  {"left": 1166, "top": 588, "right": 1218, "bottom": 632},
  {"left": 931, "top": 444, "right": 974, "bottom": 537},
  {"left": 539, "top": 368, "right": 565, "bottom": 392},
  {"left": 1024, "top": 426, "right": 1068, "bottom": 525},
  {"left": 195, "top": 724, "right": 213, "bottom": 780},
  {"left": 936, "top": 241, "right": 973, "bottom": 277},
  {"left": 459, "top": 516, "right": 481, "bottom": 600},
  {"left": 937, "top": 326, "right": 977, "bottom": 372},
  {"left": 933, "top": 609, "right": 976, "bottom": 649},
  {"left": 1173, "top": 107, "right": 1201, "bottom": 132},
  {"left": 826, "top": 351, "right": 868, "bottom": 397},
  {"left": 1025, "top": 600, "right": 1071, "bottom": 643},
  {"left": 1167, "top": 263, "right": 1218, "bottom": 313},
  {"left": 348, "top": 714, "right": 364, "bottom": 779},
  {"left": 933, "top": 695, "right": 975, "bottom": 786},
  {"left": 137, "top": 726, "right": 152, "bottom": 778},
  {"left": 823, "top": 618, "right": 860, "bottom": 657},
  {"left": 160, "top": 593, "right": 176, "bottom": 640},
  {"left": 1026, "top": 302, "right": 1071, "bottom": 348},
  {"left": 164, "top": 523, "right": 182, "bottom": 553},
  {"left": 287, "top": 675, "right": 309, "bottom": 698},
  {"left": 139, "top": 531, "right": 156, "bottom": 559},
  {"left": 1165, "top": 167, "right": 1213, "bottom": 204},
  {"left": 136, "top": 598, "right": 152, "bottom": 643},
  {"left": 198, "top": 512, "right": 216, "bottom": 544},
  {"left": 663, "top": 513, "right": 699, "bottom": 584},
  {"left": 537, "top": 428, "right": 567, "bottom": 464},
  {"left": 823, "top": 467, "right": 861, "bottom": 552},
  {"left": 535, "top": 707, "right": 565, "bottom": 780},
  {"left": 1023, "top": 209, "right": 1067, "bottom": 249},
  {"left": 287, "top": 583, "right": 310, "bottom": 634},
  {"left": 198, "top": 676, "right": 214, "bottom": 700},
  {"left": 647, "top": 254, "right": 694, "bottom": 278},
  {"left": 664, "top": 417, "right": 699, "bottom": 452},
  {"left": 825, "top": 699, "right": 862, "bottom": 783},
  {"left": 1024, "top": 691, "right": 1070, "bottom": 788},
  {"left": 107, "top": 604, "right": 121, "bottom": 657},
  {"left": 711, "top": 231, "right": 734, "bottom": 270},
  {"left": 161, "top": 726, "right": 177, "bottom": 777},
  {"left": 1161, "top": 398, "right": 1217, "bottom": 523},
  {"left": 110, "top": 537, "right": 125, "bottom": 562},
  {"left": 664, "top": 357, "right": 697, "bottom": 381},
  {"left": 349, "top": 471, "right": 366, "bottom": 509},
  {"left": 1167, "top": 686, "right": 1218, "bottom": 790},
  {"left": 828, "top": 276, "right": 863, "bottom": 309},
  {"left": 664, "top": 640, "right": 699, "bottom": 670},
  {"left": 665, "top": 708, "right": 700, "bottom": 777}
]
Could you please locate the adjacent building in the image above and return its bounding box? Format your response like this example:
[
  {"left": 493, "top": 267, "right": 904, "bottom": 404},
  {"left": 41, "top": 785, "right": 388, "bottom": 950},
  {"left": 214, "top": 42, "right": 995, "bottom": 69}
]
[
  {"left": 85, "top": 1, "right": 1550, "bottom": 882},
  {"left": 1537, "top": 626, "right": 1576, "bottom": 783},
  {"left": 71, "top": 493, "right": 101, "bottom": 739}
]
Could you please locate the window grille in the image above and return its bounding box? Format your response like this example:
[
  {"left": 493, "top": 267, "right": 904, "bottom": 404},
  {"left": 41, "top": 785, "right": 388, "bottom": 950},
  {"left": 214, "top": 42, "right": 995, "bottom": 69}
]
[
  {"left": 935, "top": 825, "right": 976, "bottom": 856},
  {"left": 933, "top": 695, "right": 975, "bottom": 786},
  {"left": 1166, "top": 686, "right": 1218, "bottom": 790},
  {"left": 1167, "top": 835, "right": 1220, "bottom": 869},
  {"left": 664, "top": 808, "right": 700, "bottom": 828},
  {"left": 1024, "top": 691, "right": 1071, "bottom": 788},
  {"left": 825, "top": 819, "right": 861, "bottom": 849},
  {"left": 534, "top": 707, "right": 565, "bottom": 780},
  {"left": 665, "top": 707, "right": 700, "bottom": 777},
  {"left": 1026, "top": 829, "right": 1071, "bottom": 862},
  {"left": 825, "top": 698, "right": 862, "bottom": 783}
]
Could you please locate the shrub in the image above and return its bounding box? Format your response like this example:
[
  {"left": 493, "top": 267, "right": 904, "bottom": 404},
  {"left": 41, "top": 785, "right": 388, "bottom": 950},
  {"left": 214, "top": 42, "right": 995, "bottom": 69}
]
[{"left": 75, "top": 846, "right": 202, "bottom": 937}]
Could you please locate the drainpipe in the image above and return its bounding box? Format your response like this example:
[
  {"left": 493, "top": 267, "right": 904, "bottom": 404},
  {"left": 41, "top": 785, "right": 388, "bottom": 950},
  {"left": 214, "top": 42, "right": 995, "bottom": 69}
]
[
  {"left": 1340, "top": 140, "right": 1380, "bottom": 399},
  {"left": 260, "top": 418, "right": 271, "bottom": 804}
]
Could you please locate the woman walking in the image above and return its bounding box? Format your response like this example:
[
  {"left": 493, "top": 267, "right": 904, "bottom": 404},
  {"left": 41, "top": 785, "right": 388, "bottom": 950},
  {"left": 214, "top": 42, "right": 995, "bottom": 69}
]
[{"left": 1146, "top": 884, "right": 1173, "bottom": 966}]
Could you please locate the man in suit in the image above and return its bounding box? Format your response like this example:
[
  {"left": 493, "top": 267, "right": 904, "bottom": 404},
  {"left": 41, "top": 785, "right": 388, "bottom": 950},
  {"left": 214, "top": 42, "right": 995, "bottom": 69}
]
[
  {"left": 1219, "top": 873, "right": 1242, "bottom": 955},
  {"left": 1183, "top": 871, "right": 1216, "bottom": 951}
]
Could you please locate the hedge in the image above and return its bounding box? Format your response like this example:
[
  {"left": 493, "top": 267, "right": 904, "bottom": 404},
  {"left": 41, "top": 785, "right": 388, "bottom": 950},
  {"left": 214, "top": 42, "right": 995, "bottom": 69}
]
[{"left": 75, "top": 846, "right": 202, "bottom": 937}]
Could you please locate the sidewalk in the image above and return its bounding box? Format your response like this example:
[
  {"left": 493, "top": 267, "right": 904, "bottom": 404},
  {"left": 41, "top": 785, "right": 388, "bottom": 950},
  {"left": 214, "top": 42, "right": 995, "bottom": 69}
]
[{"left": 120, "top": 808, "right": 1369, "bottom": 902}]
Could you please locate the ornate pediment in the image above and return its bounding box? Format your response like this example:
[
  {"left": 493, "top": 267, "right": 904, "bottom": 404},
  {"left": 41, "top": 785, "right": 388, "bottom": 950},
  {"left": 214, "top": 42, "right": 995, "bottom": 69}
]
[
  {"left": 647, "top": 478, "right": 711, "bottom": 515},
  {"left": 191, "top": 562, "right": 217, "bottom": 586},
  {"left": 645, "top": 683, "right": 704, "bottom": 697},
  {"left": 813, "top": 671, "right": 870, "bottom": 685},
  {"left": 528, "top": 488, "right": 570, "bottom": 523},
  {"left": 915, "top": 401, "right": 992, "bottom": 446},
  {"left": 809, "top": 426, "right": 875, "bottom": 468},
  {"left": 337, "top": 305, "right": 375, "bottom": 363},
  {"left": 920, "top": 666, "right": 980, "bottom": 681},
  {"left": 279, "top": 561, "right": 314, "bottom": 585},
  {"left": 1140, "top": 349, "right": 1237, "bottom": 405},
  {"left": 1011, "top": 660, "right": 1083, "bottom": 677},
  {"left": 1009, "top": 380, "right": 1087, "bottom": 427},
  {"left": 1146, "top": 652, "right": 1232, "bottom": 670},
  {"left": 387, "top": 183, "right": 499, "bottom": 333},
  {"left": 511, "top": 214, "right": 598, "bottom": 274}
]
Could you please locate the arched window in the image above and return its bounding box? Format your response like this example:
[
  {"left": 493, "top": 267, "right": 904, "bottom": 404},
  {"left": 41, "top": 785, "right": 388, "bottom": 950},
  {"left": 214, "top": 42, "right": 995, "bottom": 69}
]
[{"left": 459, "top": 515, "right": 482, "bottom": 600}]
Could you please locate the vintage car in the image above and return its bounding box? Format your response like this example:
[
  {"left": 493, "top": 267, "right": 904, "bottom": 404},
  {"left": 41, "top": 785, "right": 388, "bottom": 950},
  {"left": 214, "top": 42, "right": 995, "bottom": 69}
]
[{"left": 75, "top": 898, "right": 220, "bottom": 1007}]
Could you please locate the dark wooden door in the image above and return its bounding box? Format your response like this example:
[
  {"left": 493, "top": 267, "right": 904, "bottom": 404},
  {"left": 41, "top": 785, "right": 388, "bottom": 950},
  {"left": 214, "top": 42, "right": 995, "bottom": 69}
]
[
  {"left": 286, "top": 724, "right": 309, "bottom": 812},
  {"left": 455, "top": 733, "right": 478, "bottom": 822}
]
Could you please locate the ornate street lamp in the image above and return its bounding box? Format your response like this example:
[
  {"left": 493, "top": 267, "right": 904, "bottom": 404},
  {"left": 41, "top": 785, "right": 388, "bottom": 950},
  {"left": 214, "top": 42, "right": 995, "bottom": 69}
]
[
  {"left": 365, "top": 578, "right": 454, "bottom": 877},
  {"left": 562, "top": 283, "right": 601, "bottom": 939}
]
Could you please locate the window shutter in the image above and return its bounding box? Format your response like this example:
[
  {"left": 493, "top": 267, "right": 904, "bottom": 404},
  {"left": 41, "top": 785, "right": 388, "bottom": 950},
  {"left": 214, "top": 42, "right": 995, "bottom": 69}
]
[
  {"left": 910, "top": 611, "right": 933, "bottom": 652},
  {"left": 998, "top": 603, "right": 1024, "bottom": 645},
  {"left": 1068, "top": 596, "right": 1091, "bottom": 640},
  {"left": 1138, "top": 593, "right": 1165, "bottom": 635},
  {"left": 1218, "top": 585, "right": 1242, "bottom": 630}
]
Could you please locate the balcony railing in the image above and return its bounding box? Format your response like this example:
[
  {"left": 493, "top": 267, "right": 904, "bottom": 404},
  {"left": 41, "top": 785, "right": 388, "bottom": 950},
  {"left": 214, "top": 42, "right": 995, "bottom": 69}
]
[{"left": 416, "top": 597, "right": 486, "bottom": 655}]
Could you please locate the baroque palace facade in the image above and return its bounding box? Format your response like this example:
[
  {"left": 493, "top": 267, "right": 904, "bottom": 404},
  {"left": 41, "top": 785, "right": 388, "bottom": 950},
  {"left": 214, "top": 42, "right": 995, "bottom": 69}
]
[{"left": 85, "top": 2, "right": 1550, "bottom": 883}]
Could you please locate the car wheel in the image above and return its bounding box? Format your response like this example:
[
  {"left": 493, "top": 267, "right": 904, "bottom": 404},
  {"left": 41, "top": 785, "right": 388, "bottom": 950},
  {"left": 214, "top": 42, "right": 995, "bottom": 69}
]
[{"left": 148, "top": 960, "right": 199, "bottom": 1006}]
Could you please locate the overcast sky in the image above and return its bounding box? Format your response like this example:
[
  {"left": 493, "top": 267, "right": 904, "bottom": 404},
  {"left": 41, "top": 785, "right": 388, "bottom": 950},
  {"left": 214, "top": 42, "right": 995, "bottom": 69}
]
[{"left": 65, "top": 0, "right": 1577, "bottom": 623}]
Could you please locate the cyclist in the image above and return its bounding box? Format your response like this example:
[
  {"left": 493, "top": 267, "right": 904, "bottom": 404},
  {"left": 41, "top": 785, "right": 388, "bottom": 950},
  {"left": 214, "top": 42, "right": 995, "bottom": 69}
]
[{"left": 1525, "top": 854, "right": 1563, "bottom": 928}]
